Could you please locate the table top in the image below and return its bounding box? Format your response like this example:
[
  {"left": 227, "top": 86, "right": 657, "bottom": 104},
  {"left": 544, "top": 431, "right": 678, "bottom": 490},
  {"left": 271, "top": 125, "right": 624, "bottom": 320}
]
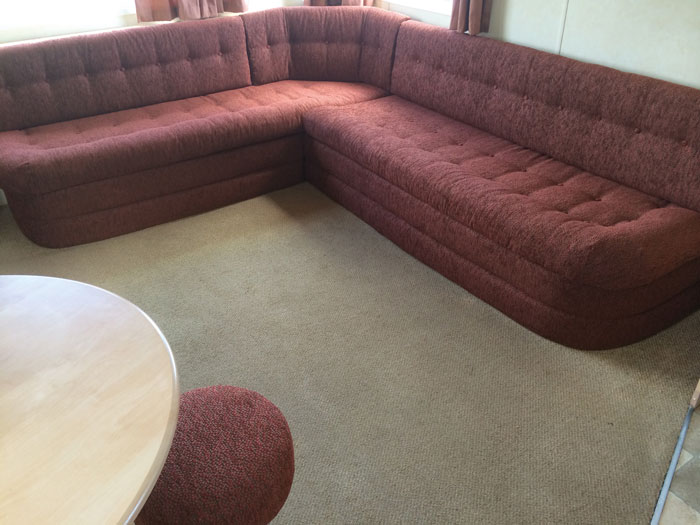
[{"left": 0, "top": 275, "right": 179, "bottom": 524}]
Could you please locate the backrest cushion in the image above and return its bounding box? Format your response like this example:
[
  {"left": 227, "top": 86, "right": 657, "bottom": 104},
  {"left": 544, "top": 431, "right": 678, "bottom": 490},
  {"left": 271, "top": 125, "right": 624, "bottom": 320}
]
[
  {"left": 358, "top": 8, "right": 407, "bottom": 90},
  {"left": 286, "top": 7, "right": 366, "bottom": 82},
  {"left": 391, "top": 21, "right": 700, "bottom": 212},
  {"left": 241, "top": 9, "right": 292, "bottom": 85},
  {"left": 242, "top": 7, "right": 407, "bottom": 90},
  {"left": 0, "top": 17, "right": 251, "bottom": 131}
]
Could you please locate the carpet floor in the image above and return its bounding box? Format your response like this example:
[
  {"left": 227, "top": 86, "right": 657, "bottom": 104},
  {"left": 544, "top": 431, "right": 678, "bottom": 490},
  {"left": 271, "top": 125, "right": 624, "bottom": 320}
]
[{"left": 1, "top": 183, "right": 698, "bottom": 524}]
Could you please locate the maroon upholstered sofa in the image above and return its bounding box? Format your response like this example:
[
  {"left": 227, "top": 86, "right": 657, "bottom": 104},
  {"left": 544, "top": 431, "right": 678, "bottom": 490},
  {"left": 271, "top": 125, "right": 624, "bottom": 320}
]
[
  {"left": 0, "top": 8, "right": 405, "bottom": 247},
  {"left": 1, "top": 8, "right": 699, "bottom": 350}
]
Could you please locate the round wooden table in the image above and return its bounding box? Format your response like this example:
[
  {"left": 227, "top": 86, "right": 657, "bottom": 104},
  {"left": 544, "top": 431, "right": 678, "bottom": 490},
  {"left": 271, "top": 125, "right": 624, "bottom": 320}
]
[{"left": 0, "top": 275, "right": 179, "bottom": 524}]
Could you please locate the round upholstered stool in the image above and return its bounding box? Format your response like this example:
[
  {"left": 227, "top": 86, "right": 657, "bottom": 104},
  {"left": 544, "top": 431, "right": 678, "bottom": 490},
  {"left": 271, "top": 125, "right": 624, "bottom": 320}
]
[{"left": 137, "top": 385, "right": 294, "bottom": 525}]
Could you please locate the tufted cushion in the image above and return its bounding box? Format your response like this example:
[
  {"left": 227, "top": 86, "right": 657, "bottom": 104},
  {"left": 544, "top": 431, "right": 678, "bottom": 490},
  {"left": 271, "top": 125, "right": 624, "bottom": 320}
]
[
  {"left": 305, "top": 146, "right": 700, "bottom": 349},
  {"left": 391, "top": 22, "right": 700, "bottom": 212},
  {"left": 0, "top": 17, "right": 251, "bottom": 132},
  {"left": 137, "top": 385, "right": 294, "bottom": 525},
  {"left": 0, "top": 80, "right": 385, "bottom": 195},
  {"left": 286, "top": 7, "right": 365, "bottom": 82},
  {"left": 303, "top": 96, "right": 700, "bottom": 292},
  {"left": 241, "top": 7, "right": 407, "bottom": 90},
  {"left": 357, "top": 8, "right": 408, "bottom": 91}
]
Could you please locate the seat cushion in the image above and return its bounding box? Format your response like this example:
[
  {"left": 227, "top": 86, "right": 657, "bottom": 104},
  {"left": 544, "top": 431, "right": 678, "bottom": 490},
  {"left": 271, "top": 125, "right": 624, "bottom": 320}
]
[
  {"left": 0, "top": 80, "right": 385, "bottom": 195},
  {"left": 303, "top": 96, "right": 700, "bottom": 292}
]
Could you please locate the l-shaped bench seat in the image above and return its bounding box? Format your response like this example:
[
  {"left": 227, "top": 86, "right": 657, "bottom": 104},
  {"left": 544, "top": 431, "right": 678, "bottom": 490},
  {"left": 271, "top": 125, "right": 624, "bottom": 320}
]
[
  {"left": 1, "top": 8, "right": 699, "bottom": 349},
  {"left": 0, "top": 8, "right": 403, "bottom": 246},
  {"left": 0, "top": 80, "right": 384, "bottom": 244},
  {"left": 305, "top": 96, "right": 700, "bottom": 349}
]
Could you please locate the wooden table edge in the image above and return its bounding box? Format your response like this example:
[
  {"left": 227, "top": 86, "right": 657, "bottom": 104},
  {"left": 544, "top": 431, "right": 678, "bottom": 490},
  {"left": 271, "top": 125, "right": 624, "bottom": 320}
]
[{"left": 115, "top": 298, "right": 180, "bottom": 525}]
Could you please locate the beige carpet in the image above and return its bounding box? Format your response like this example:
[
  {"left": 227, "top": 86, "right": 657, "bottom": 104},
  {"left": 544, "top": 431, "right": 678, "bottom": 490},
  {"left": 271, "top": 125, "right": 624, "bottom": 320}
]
[{"left": 1, "top": 183, "right": 698, "bottom": 524}]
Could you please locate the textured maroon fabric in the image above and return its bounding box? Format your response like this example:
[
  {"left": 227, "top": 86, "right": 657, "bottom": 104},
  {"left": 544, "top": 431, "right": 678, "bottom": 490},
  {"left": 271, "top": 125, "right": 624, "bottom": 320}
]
[
  {"left": 306, "top": 138, "right": 700, "bottom": 321},
  {"left": 7, "top": 136, "right": 301, "bottom": 221},
  {"left": 391, "top": 22, "right": 700, "bottom": 212},
  {"left": 286, "top": 7, "right": 364, "bottom": 81},
  {"left": 8, "top": 160, "right": 302, "bottom": 248},
  {"left": 303, "top": 96, "right": 700, "bottom": 348},
  {"left": 0, "top": 17, "right": 251, "bottom": 132},
  {"left": 357, "top": 8, "right": 408, "bottom": 91},
  {"left": 306, "top": 156, "right": 700, "bottom": 350},
  {"left": 137, "top": 386, "right": 294, "bottom": 525},
  {"left": 241, "top": 9, "right": 291, "bottom": 84},
  {"left": 0, "top": 81, "right": 384, "bottom": 195},
  {"left": 241, "top": 7, "right": 406, "bottom": 89},
  {"left": 303, "top": 96, "right": 700, "bottom": 291}
]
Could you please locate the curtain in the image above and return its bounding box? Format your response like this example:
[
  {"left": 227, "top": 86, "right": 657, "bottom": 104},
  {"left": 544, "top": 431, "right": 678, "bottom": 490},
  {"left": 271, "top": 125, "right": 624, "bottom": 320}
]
[
  {"left": 303, "top": 0, "right": 374, "bottom": 6},
  {"left": 449, "top": 0, "right": 492, "bottom": 35},
  {"left": 136, "top": 0, "right": 248, "bottom": 22}
]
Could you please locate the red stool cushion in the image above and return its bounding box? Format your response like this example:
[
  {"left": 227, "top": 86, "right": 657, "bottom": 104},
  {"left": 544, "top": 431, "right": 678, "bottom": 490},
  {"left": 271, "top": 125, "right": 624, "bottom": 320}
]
[{"left": 137, "top": 385, "right": 294, "bottom": 525}]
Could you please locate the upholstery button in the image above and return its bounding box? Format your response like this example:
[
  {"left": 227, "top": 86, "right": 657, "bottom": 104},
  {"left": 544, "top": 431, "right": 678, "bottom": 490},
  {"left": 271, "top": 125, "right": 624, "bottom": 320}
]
[
  {"left": 558, "top": 105, "right": 563, "bottom": 110},
  {"left": 119, "top": 67, "right": 125, "bottom": 72},
  {"left": 681, "top": 140, "right": 688, "bottom": 146},
  {"left": 523, "top": 94, "right": 528, "bottom": 100},
  {"left": 634, "top": 127, "right": 641, "bottom": 133}
]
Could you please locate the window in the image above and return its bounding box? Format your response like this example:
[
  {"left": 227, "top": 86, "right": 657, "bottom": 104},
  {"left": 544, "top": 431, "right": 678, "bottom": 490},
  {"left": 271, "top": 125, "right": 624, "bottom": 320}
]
[
  {"left": 1, "top": 0, "right": 136, "bottom": 43},
  {"left": 385, "top": 0, "right": 451, "bottom": 16}
]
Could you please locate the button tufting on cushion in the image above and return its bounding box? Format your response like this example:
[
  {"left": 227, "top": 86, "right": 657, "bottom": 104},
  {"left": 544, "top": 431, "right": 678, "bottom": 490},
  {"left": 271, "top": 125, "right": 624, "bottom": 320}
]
[
  {"left": 136, "top": 385, "right": 294, "bottom": 525},
  {"left": 0, "top": 80, "right": 385, "bottom": 195},
  {"left": 303, "top": 94, "right": 700, "bottom": 292}
]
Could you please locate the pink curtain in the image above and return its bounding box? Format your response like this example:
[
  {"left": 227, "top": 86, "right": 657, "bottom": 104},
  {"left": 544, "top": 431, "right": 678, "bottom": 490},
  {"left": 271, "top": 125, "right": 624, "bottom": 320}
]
[
  {"left": 136, "top": 0, "right": 248, "bottom": 22},
  {"left": 303, "top": 0, "right": 374, "bottom": 6},
  {"left": 449, "top": 0, "right": 492, "bottom": 35}
]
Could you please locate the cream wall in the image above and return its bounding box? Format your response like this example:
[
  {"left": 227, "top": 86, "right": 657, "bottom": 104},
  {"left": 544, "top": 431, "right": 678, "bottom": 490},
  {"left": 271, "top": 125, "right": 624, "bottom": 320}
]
[
  {"left": 383, "top": 0, "right": 700, "bottom": 89},
  {"left": 561, "top": 0, "right": 700, "bottom": 88}
]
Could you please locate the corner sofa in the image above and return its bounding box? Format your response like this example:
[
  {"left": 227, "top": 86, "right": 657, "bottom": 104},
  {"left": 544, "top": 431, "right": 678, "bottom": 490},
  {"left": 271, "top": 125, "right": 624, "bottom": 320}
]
[{"left": 1, "top": 7, "right": 699, "bottom": 350}]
